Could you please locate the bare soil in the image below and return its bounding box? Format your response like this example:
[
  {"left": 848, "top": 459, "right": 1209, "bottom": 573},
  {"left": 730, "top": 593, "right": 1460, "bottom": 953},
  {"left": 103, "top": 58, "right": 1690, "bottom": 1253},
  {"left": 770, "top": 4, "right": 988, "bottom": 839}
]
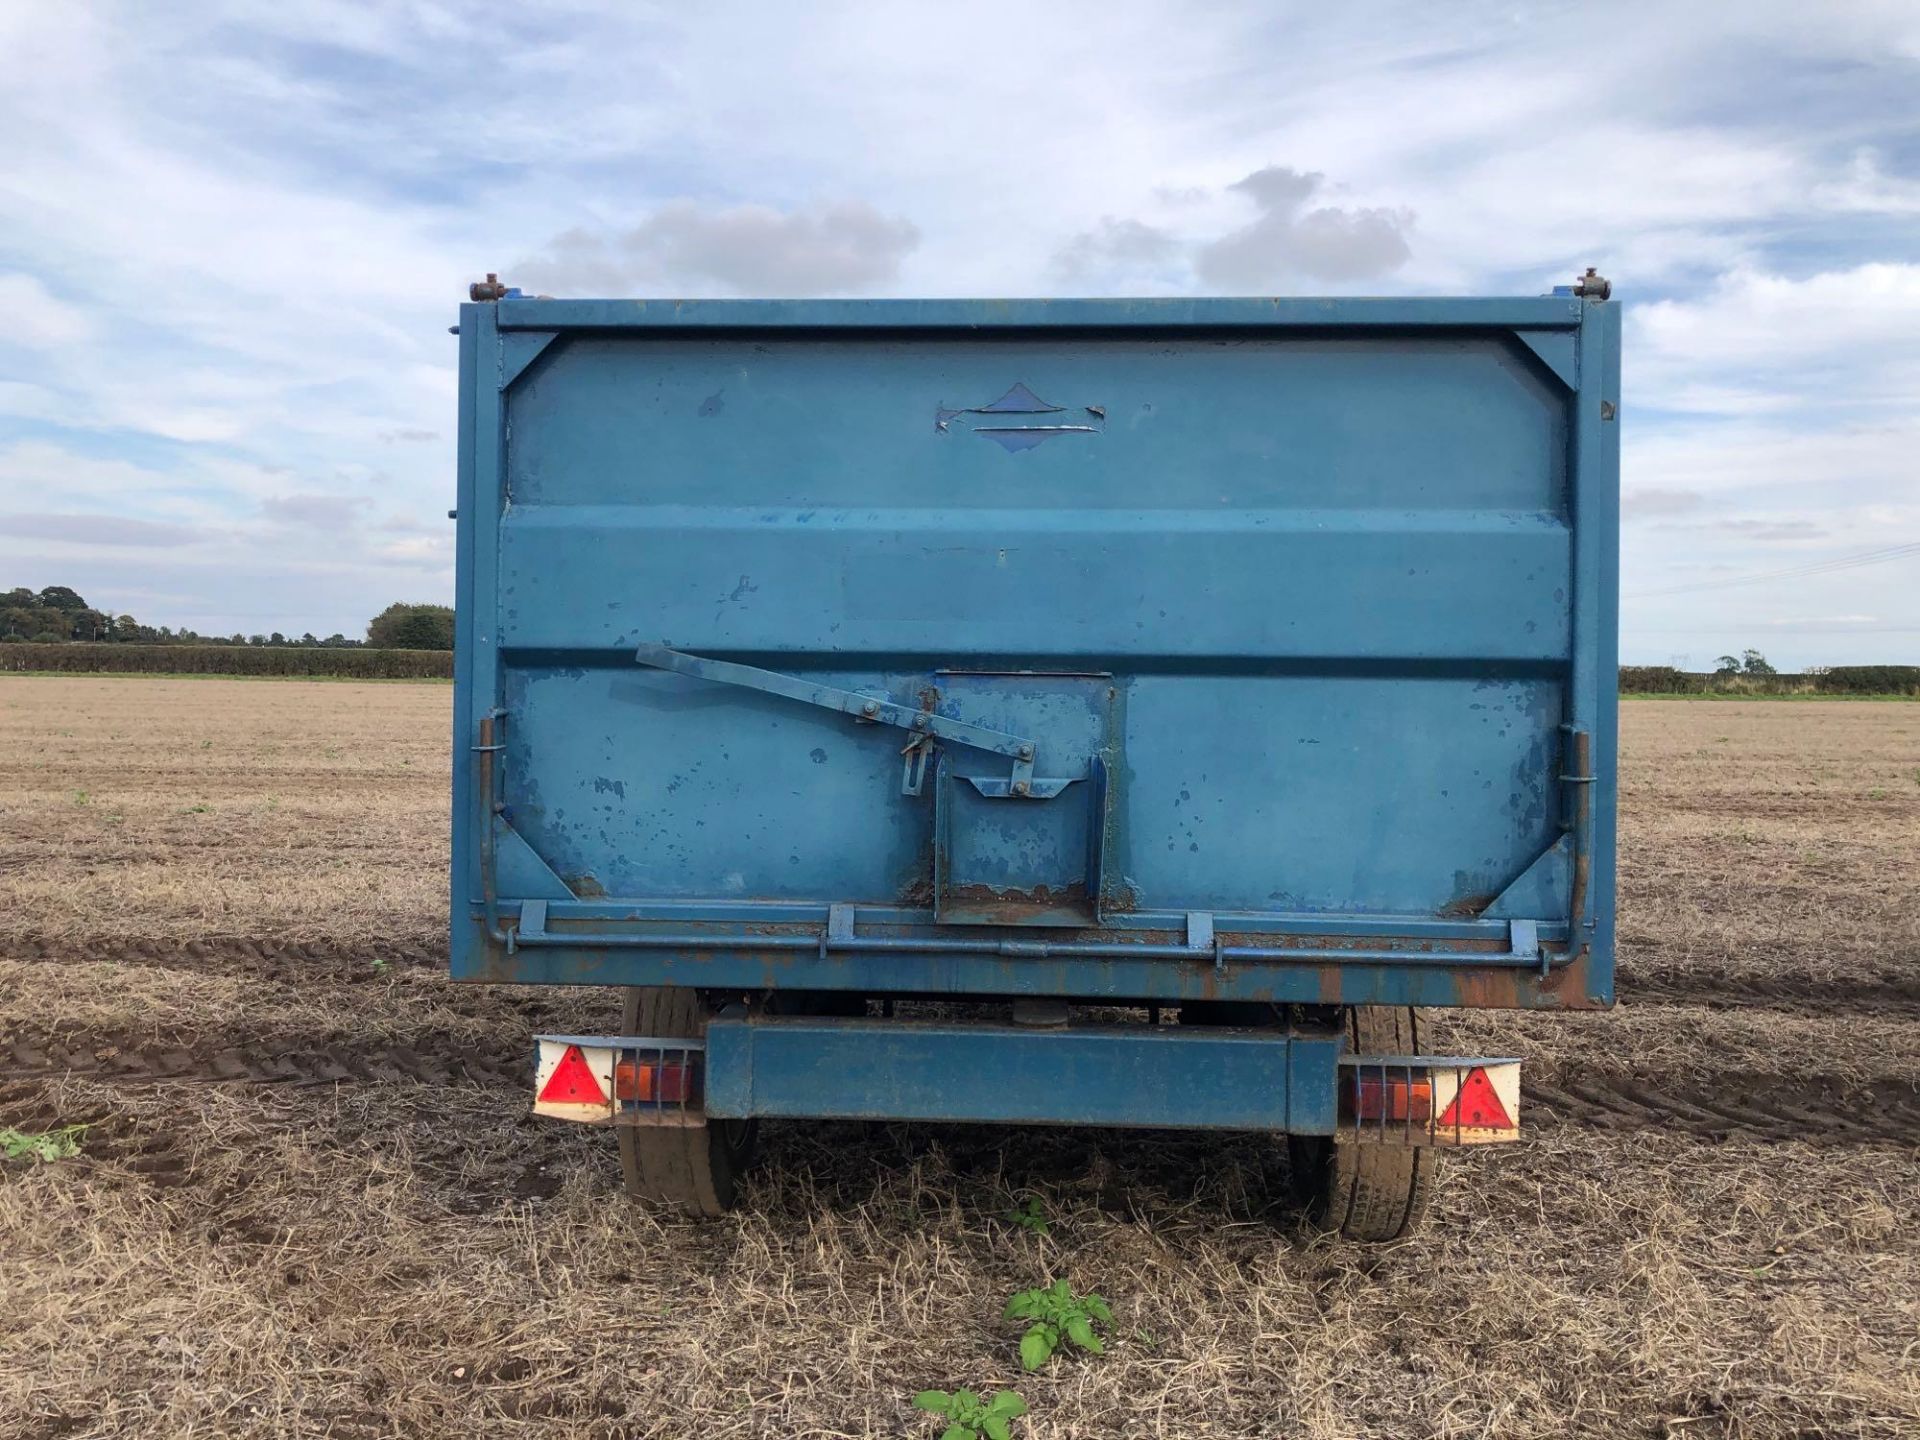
[{"left": 1, "top": 679, "right": 1916, "bottom": 1439}]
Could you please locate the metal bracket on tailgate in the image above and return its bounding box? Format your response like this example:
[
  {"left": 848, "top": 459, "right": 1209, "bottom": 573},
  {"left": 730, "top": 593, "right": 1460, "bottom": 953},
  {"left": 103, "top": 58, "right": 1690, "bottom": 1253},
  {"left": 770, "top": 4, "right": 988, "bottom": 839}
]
[
  {"left": 1557, "top": 724, "right": 1595, "bottom": 965},
  {"left": 634, "top": 642, "right": 1044, "bottom": 794}
]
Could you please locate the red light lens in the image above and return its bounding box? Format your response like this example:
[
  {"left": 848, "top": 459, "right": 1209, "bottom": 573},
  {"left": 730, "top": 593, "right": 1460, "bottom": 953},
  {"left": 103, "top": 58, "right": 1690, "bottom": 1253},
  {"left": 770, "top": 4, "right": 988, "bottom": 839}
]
[
  {"left": 1344, "top": 1071, "right": 1432, "bottom": 1123},
  {"left": 614, "top": 1060, "right": 691, "bottom": 1104}
]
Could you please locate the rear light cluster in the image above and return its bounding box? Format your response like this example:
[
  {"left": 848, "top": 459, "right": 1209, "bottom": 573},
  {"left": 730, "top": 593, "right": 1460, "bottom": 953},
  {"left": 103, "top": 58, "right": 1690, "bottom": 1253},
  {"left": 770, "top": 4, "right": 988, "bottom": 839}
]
[
  {"left": 533, "top": 1038, "right": 705, "bottom": 1125},
  {"left": 1337, "top": 1058, "right": 1521, "bottom": 1145}
]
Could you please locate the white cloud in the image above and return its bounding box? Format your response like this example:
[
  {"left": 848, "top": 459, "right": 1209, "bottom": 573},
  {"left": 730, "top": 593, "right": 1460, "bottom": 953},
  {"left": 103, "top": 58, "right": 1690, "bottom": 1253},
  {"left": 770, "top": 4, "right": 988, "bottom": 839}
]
[
  {"left": 0, "top": 273, "right": 93, "bottom": 346},
  {"left": 1049, "top": 219, "right": 1183, "bottom": 283},
  {"left": 519, "top": 200, "right": 921, "bottom": 297},
  {"left": 1194, "top": 167, "right": 1413, "bottom": 287},
  {"left": 1636, "top": 263, "right": 1920, "bottom": 384},
  {"left": 1623, "top": 486, "right": 1708, "bottom": 518},
  {"left": 3, "top": 513, "right": 202, "bottom": 548},
  {"left": 1758, "top": 614, "right": 1880, "bottom": 626},
  {"left": 1813, "top": 150, "right": 1920, "bottom": 215},
  {"left": 0, "top": 381, "right": 67, "bottom": 423},
  {"left": 1046, "top": 167, "right": 1415, "bottom": 291},
  {"left": 1628, "top": 417, "right": 1920, "bottom": 509},
  {"left": 260, "top": 493, "right": 372, "bottom": 531}
]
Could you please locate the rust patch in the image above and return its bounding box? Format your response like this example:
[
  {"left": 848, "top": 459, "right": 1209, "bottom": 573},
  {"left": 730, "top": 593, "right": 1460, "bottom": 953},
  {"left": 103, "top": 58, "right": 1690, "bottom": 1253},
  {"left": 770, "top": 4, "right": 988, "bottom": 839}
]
[
  {"left": 1437, "top": 893, "right": 1496, "bottom": 919},
  {"left": 1537, "top": 947, "right": 1606, "bottom": 1010},
  {"left": 744, "top": 949, "right": 799, "bottom": 990},
  {"left": 470, "top": 938, "right": 517, "bottom": 984},
  {"left": 1452, "top": 967, "right": 1527, "bottom": 1009},
  {"left": 942, "top": 881, "right": 1088, "bottom": 906},
  {"left": 1449, "top": 948, "right": 1607, "bottom": 1011},
  {"left": 938, "top": 881, "right": 1094, "bottom": 925}
]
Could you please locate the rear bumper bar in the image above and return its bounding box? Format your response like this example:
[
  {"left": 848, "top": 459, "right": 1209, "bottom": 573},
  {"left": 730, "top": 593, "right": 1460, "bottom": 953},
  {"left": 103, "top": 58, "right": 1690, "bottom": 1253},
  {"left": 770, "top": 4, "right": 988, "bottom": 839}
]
[{"left": 704, "top": 1016, "right": 1340, "bottom": 1131}]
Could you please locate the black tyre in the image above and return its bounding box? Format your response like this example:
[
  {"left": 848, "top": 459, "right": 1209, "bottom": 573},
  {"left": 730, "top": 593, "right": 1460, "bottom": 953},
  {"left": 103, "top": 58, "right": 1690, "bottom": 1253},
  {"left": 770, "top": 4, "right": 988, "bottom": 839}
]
[
  {"left": 617, "top": 987, "right": 757, "bottom": 1216},
  {"left": 1176, "top": 999, "right": 1280, "bottom": 1027},
  {"left": 1289, "top": 1005, "right": 1436, "bottom": 1242}
]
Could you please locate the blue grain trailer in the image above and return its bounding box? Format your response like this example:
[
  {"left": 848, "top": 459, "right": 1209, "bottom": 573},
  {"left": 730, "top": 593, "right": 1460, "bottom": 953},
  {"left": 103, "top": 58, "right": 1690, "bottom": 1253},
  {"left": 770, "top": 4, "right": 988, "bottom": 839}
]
[{"left": 452, "top": 275, "right": 1619, "bottom": 1239}]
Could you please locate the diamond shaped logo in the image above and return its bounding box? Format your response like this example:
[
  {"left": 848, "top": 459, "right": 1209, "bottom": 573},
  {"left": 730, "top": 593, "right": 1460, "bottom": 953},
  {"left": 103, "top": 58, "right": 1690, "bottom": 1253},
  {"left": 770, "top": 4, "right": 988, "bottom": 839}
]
[{"left": 935, "top": 383, "right": 1105, "bottom": 452}]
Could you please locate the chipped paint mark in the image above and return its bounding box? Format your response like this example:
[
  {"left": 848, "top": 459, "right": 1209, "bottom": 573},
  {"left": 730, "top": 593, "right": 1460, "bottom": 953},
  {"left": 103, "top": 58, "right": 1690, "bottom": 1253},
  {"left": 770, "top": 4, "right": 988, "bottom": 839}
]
[{"left": 697, "top": 390, "right": 725, "bottom": 417}]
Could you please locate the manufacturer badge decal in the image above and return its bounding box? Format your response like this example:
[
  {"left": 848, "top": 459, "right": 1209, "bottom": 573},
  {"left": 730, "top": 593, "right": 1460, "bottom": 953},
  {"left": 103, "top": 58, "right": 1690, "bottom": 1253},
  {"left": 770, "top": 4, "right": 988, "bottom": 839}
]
[{"left": 935, "top": 383, "right": 1106, "bottom": 452}]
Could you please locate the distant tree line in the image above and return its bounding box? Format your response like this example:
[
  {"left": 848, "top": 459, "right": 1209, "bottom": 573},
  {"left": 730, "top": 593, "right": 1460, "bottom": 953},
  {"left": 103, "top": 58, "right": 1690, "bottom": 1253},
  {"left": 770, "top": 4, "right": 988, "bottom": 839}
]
[
  {"left": 2, "top": 586, "right": 453, "bottom": 651},
  {"left": 1622, "top": 654, "right": 1920, "bottom": 696},
  {"left": 0, "top": 642, "right": 451, "bottom": 678}
]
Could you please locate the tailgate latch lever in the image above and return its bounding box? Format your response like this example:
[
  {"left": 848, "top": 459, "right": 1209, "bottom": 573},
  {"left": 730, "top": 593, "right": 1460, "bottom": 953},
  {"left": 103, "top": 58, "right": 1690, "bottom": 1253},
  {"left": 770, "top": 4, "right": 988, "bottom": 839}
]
[{"left": 634, "top": 643, "right": 1042, "bottom": 794}]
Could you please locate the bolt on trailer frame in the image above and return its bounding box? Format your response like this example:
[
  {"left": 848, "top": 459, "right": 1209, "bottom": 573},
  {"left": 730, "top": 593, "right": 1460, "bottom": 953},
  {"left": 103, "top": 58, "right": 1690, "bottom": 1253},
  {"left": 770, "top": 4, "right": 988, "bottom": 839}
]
[{"left": 451, "top": 280, "right": 1620, "bottom": 1237}]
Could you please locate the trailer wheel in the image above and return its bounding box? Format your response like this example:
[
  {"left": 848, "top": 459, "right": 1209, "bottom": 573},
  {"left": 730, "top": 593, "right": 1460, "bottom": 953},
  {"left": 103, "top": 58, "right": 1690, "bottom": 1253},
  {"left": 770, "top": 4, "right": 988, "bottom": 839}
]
[
  {"left": 617, "top": 987, "right": 756, "bottom": 1216},
  {"left": 1289, "top": 1005, "right": 1436, "bottom": 1242}
]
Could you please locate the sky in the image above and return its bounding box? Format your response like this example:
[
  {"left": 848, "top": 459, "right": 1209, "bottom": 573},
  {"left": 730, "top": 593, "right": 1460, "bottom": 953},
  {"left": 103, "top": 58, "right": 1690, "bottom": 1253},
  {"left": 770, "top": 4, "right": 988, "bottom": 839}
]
[{"left": 1, "top": 1, "right": 1916, "bottom": 666}]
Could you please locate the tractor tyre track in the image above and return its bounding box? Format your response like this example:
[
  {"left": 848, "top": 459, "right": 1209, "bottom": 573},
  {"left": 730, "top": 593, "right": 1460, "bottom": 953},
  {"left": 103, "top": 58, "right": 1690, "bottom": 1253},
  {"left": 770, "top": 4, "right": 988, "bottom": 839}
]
[
  {"left": 2, "top": 1031, "right": 523, "bottom": 1089},
  {"left": 1622, "top": 971, "right": 1920, "bottom": 1018},
  {"left": 1527, "top": 1071, "right": 1920, "bottom": 1145},
  {"left": 0, "top": 934, "right": 447, "bottom": 979}
]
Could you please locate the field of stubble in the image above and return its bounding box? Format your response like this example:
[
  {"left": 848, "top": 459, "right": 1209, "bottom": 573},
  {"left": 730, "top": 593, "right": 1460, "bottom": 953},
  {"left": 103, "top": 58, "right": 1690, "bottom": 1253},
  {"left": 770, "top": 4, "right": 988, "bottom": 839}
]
[{"left": 1, "top": 677, "right": 1916, "bottom": 1440}]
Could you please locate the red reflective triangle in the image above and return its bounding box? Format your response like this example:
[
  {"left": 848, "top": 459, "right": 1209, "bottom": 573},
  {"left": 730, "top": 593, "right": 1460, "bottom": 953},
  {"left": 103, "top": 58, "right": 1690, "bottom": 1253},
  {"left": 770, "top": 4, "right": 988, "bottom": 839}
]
[
  {"left": 538, "top": 1045, "right": 606, "bottom": 1105},
  {"left": 1437, "top": 1067, "right": 1513, "bottom": 1129}
]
